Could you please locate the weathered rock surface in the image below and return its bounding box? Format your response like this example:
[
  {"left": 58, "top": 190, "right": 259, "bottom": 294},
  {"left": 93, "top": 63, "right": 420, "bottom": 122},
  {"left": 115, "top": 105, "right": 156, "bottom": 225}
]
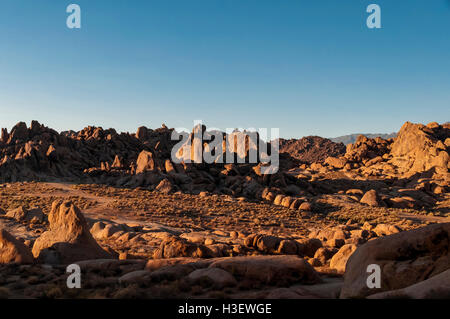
[
  {"left": 210, "top": 255, "right": 321, "bottom": 285},
  {"left": 0, "top": 229, "right": 34, "bottom": 264},
  {"left": 153, "top": 238, "right": 210, "bottom": 259},
  {"left": 340, "top": 223, "right": 450, "bottom": 299},
  {"left": 6, "top": 206, "right": 45, "bottom": 222},
  {"left": 188, "top": 267, "right": 237, "bottom": 288},
  {"left": 32, "top": 201, "right": 111, "bottom": 264},
  {"left": 367, "top": 269, "right": 450, "bottom": 299},
  {"left": 390, "top": 122, "right": 449, "bottom": 174},
  {"left": 345, "top": 135, "right": 391, "bottom": 163},
  {"left": 360, "top": 190, "right": 384, "bottom": 207}
]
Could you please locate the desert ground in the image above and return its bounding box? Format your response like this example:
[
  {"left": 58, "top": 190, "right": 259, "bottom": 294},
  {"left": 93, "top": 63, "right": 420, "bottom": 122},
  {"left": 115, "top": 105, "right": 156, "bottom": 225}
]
[{"left": 0, "top": 120, "right": 449, "bottom": 299}]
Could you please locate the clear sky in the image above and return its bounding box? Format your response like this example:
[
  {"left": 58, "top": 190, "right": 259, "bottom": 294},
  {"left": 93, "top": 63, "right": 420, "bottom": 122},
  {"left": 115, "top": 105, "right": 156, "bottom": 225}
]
[{"left": 0, "top": 1, "right": 449, "bottom": 138}]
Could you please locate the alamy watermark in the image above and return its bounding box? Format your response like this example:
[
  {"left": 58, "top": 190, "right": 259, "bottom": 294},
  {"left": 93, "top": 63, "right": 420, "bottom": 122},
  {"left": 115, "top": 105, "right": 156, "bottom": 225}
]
[
  {"left": 66, "top": 4, "right": 81, "bottom": 29},
  {"left": 66, "top": 264, "right": 81, "bottom": 289},
  {"left": 170, "top": 121, "right": 280, "bottom": 174},
  {"left": 366, "top": 264, "right": 381, "bottom": 289},
  {"left": 65, "top": 4, "right": 381, "bottom": 30},
  {"left": 366, "top": 4, "right": 381, "bottom": 29}
]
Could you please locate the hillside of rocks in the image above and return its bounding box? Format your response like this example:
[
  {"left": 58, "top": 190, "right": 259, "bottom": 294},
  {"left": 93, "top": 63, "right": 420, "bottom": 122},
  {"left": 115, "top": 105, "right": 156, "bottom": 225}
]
[
  {"left": 0, "top": 121, "right": 177, "bottom": 183},
  {"left": 323, "top": 121, "right": 449, "bottom": 177},
  {"left": 0, "top": 120, "right": 448, "bottom": 211}
]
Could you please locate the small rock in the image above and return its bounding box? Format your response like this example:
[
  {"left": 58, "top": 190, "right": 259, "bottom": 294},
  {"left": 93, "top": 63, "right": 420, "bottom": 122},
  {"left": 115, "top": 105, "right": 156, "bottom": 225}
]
[
  {"left": 299, "top": 202, "right": 312, "bottom": 211},
  {"left": 360, "top": 189, "right": 384, "bottom": 207},
  {"left": 329, "top": 244, "right": 357, "bottom": 273}
]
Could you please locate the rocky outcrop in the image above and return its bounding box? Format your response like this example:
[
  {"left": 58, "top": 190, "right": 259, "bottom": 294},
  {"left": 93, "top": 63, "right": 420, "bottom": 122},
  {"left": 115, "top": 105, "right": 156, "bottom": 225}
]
[
  {"left": 345, "top": 135, "right": 392, "bottom": 163},
  {"left": 340, "top": 223, "right": 450, "bottom": 299},
  {"left": 367, "top": 269, "right": 450, "bottom": 299},
  {"left": 32, "top": 201, "right": 111, "bottom": 264},
  {"left": 360, "top": 189, "right": 384, "bottom": 207},
  {"left": 0, "top": 229, "right": 34, "bottom": 264},
  {"left": 389, "top": 122, "right": 449, "bottom": 174},
  {"left": 136, "top": 150, "right": 156, "bottom": 173}
]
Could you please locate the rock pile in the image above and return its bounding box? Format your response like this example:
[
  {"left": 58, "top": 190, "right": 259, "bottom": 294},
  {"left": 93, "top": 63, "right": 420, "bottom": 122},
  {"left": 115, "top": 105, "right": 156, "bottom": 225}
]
[
  {"left": 323, "top": 121, "right": 449, "bottom": 177},
  {"left": 0, "top": 121, "right": 301, "bottom": 200}
]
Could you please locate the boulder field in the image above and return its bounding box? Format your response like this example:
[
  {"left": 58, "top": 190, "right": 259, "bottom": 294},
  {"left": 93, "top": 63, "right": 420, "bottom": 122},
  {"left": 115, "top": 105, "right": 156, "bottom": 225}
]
[{"left": 0, "top": 198, "right": 448, "bottom": 299}]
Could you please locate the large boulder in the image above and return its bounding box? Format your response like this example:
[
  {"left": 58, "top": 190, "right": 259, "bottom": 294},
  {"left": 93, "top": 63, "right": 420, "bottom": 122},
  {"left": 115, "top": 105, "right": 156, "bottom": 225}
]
[
  {"left": 153, "top": 238, "right": 210, "bottom": 259},
  {"left": 340, "top": 223, "right": 450, "bottom": 299},
  {"left": 255, "top": 235, "right": 282, "bottom": 253},
  {"left": 32, "top": 201, "right": 111, "bottom": 264},
  {"left": 135, "top": 150, "right": 155, "bottom": 174},
  {"left": 360, "top": 190, "right": 384, "bottom": 207},
  {"left": 244, "top": 234, "right": 302, "bottom": 255},
  {"left": 367, "top": 269, "right": 450, "bottom": 299},
  {"left": 297, "top": 238, "right": 323, "bottom": 257},
  {"left": 389, "top": 122, "right": 449, "bottom": 174},
  {"left": 0, "top": 229, "right": 34, "bottom": 264},
  {"left": 209, "top": 255, "right": 320, "bottom": 285},
  {"left": 325, "top": 156, "right": 347, "bottom": 169},
  {"left": 277, "top": 240, "right": 299, "bottom": 255}
]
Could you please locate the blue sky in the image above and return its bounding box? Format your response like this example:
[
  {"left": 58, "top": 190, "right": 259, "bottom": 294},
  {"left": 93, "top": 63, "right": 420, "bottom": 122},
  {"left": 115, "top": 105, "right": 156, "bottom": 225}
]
[{"left": 0, "top": 1, "right": 449, "bottom": 138}]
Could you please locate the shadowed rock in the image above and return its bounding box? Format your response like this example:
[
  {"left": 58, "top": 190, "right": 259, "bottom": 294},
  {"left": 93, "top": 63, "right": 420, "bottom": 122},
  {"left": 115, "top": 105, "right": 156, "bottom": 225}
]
[
  {"left": 367, "top": 269, "right": 450, "bottom": 299},
  {"left": 340, "top": 223, "right": 450, "bottom": 299},
  {"left": 0, "top": 228, "right": 34, "bottom": 264},
  {"left": 210, "top": 255, "right": 321, "bottom": 285}
]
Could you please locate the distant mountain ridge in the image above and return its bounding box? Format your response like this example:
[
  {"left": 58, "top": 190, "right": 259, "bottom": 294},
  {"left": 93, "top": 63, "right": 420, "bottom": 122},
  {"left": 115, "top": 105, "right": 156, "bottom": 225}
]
[{"left": 330, "top": 133, "right": 397, "bottom": 145}]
